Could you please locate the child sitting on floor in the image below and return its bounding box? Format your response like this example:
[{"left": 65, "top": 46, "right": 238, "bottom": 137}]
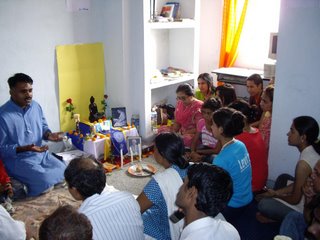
[
  {"left": 0, "top": 159, "right": 28, "bottom": 213},
  {"left": 255, "top": 84, "right": 274, "bottom": 153},
  {"left": 0, "top": 160, "right": 13, "bottom": 200},
  {"left": 190, "top": 98, "right": 221, "bottom": 162},
  {"left": 0, "top": 160, "right": 14, "bottom": 213}
]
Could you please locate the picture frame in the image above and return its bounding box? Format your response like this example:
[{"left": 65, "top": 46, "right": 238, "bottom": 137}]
[
  {"left": 160, "top": 4, "right": 174, "bottom": 18},
  {"left": 94, "top": 119, "right": 112, "bottom": 133},
  {"left": 127, "top": 136, "right": 141, "bottom": 156},
  {"left": 111, "top": 107, "right": 127, "bottom": 127}
]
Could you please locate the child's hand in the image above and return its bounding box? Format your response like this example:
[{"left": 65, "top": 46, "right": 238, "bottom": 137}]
[
  {"left": 5, "top": 182, "right": 13, "bottom": 198},
  {"left": 190, "top": 151, "right": 202, "bottom": 162}
]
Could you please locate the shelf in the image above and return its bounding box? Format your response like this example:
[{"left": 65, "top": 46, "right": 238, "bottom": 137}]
[
  {"left": 150, "top": 74, "right": 195, "bottom": 89},
  {"left": 147, "top": 19, "right": 195, "bottom": 29}
]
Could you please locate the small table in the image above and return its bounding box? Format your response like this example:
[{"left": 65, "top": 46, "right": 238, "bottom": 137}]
[{"left": 212, "top": 67, "right": 270, "bottom": 86}]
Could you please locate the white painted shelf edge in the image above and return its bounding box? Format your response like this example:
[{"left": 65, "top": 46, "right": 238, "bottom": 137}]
[
  {"left": 147, "top": 19, "right": 195, "bottom": 29},
  {"left": 150, "top": 74, "right": 195, "bottom": 89}
]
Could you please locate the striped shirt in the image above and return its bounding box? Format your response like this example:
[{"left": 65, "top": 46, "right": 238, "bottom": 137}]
[{"left": 79, "top": 191, "right": 144, "bottom": 240}]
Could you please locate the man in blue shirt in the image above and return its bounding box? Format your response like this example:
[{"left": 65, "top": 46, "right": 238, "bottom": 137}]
[{"left": 0, "top": 73, "right": 66, "bottom": 196}]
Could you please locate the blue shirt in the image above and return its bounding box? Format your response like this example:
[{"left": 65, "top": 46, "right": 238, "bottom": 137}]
[
  {"left": 143, "top": 164, "right": 187, "bottom": 240},
  {"left": 0, "top": 100, "right": 66, "bottom": 196},
  {"left": 213, "top": 140, "right": 253, "bottom": 207}
]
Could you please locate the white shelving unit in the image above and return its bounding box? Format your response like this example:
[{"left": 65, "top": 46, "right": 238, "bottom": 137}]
[{"left": 139, "top": 0, "right": 200, "bottom": 139}]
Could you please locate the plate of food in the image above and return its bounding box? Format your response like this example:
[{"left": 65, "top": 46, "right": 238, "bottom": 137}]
[{"left": 128, "top": 163, "right": 157, "bottom": 177}]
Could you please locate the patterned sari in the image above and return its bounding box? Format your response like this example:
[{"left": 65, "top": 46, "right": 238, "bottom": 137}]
[{"left": 174, "top": 99, "right": 203, "bottom": 147}]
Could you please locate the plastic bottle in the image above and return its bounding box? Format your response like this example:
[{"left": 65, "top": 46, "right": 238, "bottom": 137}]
[{"left": 151, "top": 107, "right": 158, "bottom": 133}]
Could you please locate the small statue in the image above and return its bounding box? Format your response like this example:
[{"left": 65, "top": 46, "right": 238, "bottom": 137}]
[
  {"left": 73, "top": 114, "right": 80, "bottom": 133},
  {"left": 89, "top": 96, "right": 104, "bottom": 123},
  {"left": 63, "top": 136, "right": 73, "bottom": 151}
]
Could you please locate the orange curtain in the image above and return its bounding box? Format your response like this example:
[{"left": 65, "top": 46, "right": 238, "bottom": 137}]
[{"left": 219, "top": 0, "right": 249, "bottom": 68}]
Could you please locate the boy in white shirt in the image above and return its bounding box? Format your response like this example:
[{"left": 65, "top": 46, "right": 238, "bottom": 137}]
[
  {"left": 175, "top": 163, "right": 240, "bottom": 240},
  {"left": 64, "top": 157, "right": 144, "bottom": 240}
]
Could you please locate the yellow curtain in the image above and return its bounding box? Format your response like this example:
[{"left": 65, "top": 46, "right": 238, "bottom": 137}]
[{"left": 219, "top": 0, "right": 249, "bottom": 68}]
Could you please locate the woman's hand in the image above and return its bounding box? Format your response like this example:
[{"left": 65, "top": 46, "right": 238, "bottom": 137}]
[
  {"left": 255, "top": 188, "right": 278, "bottom": 201},
  {"left": 303, "top": 177, "right": 316, "bottom": 204}
]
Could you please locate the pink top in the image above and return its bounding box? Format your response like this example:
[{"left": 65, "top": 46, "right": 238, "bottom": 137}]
[
  {"left": 175, "top": 99, "right": 203, "bottom": 147},
  {"left": 175, "top": 99, "right": 203, "bottom": 132},
  {"left": 197, "top": 119, "right": 218, "bottom": 149},
  {"left": 259, "top": 114, "right": 272, "bottom": 151}
]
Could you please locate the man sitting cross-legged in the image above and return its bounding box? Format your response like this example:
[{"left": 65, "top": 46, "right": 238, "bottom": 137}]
[
  {"left": 64, "top": 157, "right": 144, "bottom": 240},
  {"left": 175, "top": 163, "right": 240, "bottom": 240},
  {"left": 0, "top": 73, "right": 66, "bottom": 196}
]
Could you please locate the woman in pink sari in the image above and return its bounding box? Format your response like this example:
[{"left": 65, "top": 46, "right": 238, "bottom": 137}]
[{"left": 170, "top": 84, "right": 203, "bottom": 147}]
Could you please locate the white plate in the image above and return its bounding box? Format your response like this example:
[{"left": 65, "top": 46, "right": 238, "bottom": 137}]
[{"left": 128, "top": 164, "right": 157, "bottom": 177}]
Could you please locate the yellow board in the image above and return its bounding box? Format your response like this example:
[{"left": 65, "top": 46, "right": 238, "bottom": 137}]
[{"left": 56, "top": 43, "right": 105, "bottom": 132}]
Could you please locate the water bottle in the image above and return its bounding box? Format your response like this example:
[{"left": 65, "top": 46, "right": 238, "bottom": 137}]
[{"left": 151, "top": 107, "right": 158, "bottom": 133}]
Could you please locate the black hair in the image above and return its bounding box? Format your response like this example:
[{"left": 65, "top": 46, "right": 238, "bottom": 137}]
[
  {"left": 155, "top": 132, "right": 189, "bottom": 169},
  {"left": 64, "top": 158, "right": 106, "bottom": 199},
  {"left": 228, "top": 99, "right": 259, "bottom": 124},
  {"left": 197, "top": 73, "right": 216, "bottom": 95},
  {"left": 8, "top": 73, "right": 33, "bottom": 89},
  {"left": 293, "top": 116, "right": 320, "bottom": 154},
  {"left": 187, "top": 163, "right": 233, "bottom": 217},
  {"left": 216, "top": 84, "right": 237, "bottom": 106},
  {"left": 246, "top": 74, "right": 263, "bottom": 90},
  {"left": 212, "top": 107, "right": 245, "bottom": 138},
  {"left": 39, "top": 205, "right": 93, "bottom": 240},
  {"left": 263, "top": 84, "right": 274, "bottom": 102},
  {"left": 176, "top": 83, "right": 194, "bottom": 97},
  {"left": 202, "top": 98, "right": 221, "bottom": 112}
]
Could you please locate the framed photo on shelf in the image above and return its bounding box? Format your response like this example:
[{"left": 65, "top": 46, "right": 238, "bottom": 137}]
[
  {"left": 127, "top": 136, "right": 141, "bottom": 156},
  {"left": 160, "top": 4, "right": 174, "bottom": 18},
  {"left": 111, "top": 107, "right": 127, "bottom": 127},
  {"left": 160, "top": 2, "right": 181, "bottom": 20}
]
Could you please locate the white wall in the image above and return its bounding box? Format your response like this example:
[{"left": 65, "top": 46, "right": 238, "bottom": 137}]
[
  {"left": 0, "top": 0, "right": 126, "bottom": 132},
  {"left": 268, "top": 0, "right": 320, "bottom": 179},
  {"left": 199, "top": 0, "right": 223, "bottom": 80}
]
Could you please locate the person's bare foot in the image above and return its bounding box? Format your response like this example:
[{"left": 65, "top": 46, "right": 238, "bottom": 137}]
[{"left": 256, "top": 212, "right": 277, "bottom": 223}]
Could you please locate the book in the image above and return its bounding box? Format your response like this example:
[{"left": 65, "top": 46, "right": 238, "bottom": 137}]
[{"left": 54, "top": 149, "right": 91, "bottom": 165}]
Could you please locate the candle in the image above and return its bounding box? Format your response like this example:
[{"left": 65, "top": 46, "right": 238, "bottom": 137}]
[
  {"left": 130, "top": 147, "right": 134, "bottom": 164},
  {"left": 138, "top": 143, "right": 141, "bottom": 162},
  {"left": 120, "top": 148, "right": 123, "bottom": 168}
]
